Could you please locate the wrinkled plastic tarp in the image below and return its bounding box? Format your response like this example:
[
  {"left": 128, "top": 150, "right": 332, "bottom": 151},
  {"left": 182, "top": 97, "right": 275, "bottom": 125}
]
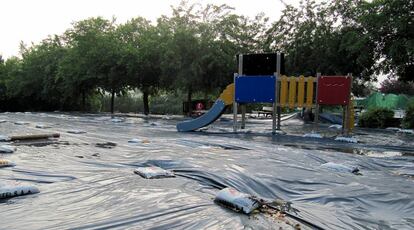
[{"left": 0, "top": 112, "right": 413, "bottom": 229}]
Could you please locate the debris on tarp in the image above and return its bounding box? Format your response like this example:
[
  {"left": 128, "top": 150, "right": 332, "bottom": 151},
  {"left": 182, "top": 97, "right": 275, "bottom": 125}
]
[
  {"left": 0, "top": 145, "right": 16, "bottom": 153},
  {"left": 111, "top": 118, "right": 124, "bottom": 123},
  {"left": 303, "top": 132, "right": 322, "bottom": 138},
  {"left": 0, "top": 182, "right": 40, "bottom": 199},
  {"left": 67, "top": 130, "right": 87, "bottom": 134},
  {"left": 329, "top": 124, "right": 342, "bottom": 129},
  {"left": 397, "top": 129, "right": 414, "bottom": 134},
  {"left": 14, "top": 121, "right": 30, "bottom": 125},
  {"left": 320, "top": 162, "right": 360, "bottom": 174},
  {"left": 0, "top": 159, "right": 15, "bottom": 167},
  {"left": 35, "top": 124, "right": 51, "bottom": 129},
  {"left": 128, "top": 138, "right": 141, "bottom": 143},
  {"left": 335, "top": 136, "right": 358, "bottom": 143},
  {"left": 0, "top": 135, "right": 11, "bottom": 141},
  {"left": 162, "top": 116, "right": 172, "bottom": 120},
  {"left": 386, "top": 127, "right": 401, "bottom": 132},
  {"left": 9, "top": 133, "right": 60, "bottom": 141},
  {"left": 95, "top": 142, "right": 117, "bottom": 149},
  {"left": 214, "top": 188, "right": 315, "bottom": 228},
  {"left": 128, "top": 138, "right": 150, "bottom": 144},
  {"left": 214, "top": 187, "right": 260, "bottom": 214},
  {"left": 134, "top": 166, "right": 175, "bottom": 179},
  {"left": 0, "top": 120, "right": 6, "bottom": 123}
]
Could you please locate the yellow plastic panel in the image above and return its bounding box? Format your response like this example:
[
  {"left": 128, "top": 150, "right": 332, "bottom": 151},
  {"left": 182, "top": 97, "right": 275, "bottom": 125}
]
[
  {"left": 280, "top": 76, "right": 288, "bottom": 107},
  {"left": 288, "top": 77, "right": 296, "bottom": 109},
  {"left": 349, "top": 100, "right": 355, "bottom": 130},
  {"left": 297, "top": 75, "right": 305, "bottom": 107},
  {"left": 306, "top": 77, "right": 315, "bottom": 108}
]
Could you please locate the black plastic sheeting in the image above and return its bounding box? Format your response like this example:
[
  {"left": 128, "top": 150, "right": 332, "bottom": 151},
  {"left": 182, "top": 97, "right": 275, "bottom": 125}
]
[{"left": 1, "top": 112, "right": 414, "bottom": 229}]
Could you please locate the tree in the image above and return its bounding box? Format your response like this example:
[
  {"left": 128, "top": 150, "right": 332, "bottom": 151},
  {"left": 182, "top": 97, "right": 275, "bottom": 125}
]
[
  {"left": 158, "top": 1, "right": 244, "bottom": 115},
  {"left": 380, "top": 78, "right": 414, "bottom": 95},
  {"left": 358, "top": 0, "right": 414, "bottom": 81},
  {"left": 265, "top": 0, "right": 376, "bottom": 96},
  {"left": 1, "top": 57, "right": 23, "bottom": 111},
  {"left": 117, "top": 17, "right": 162, "bottom": 115},
  {"left": 0, "top": 55, "right": 6, "bottom": 110},
  {"left": 59, "top": 17, "right": 126, "bottom": 112}
]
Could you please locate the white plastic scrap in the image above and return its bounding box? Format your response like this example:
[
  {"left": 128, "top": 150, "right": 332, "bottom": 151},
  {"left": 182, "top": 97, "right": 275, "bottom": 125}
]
[
  {"left": 0, "top": 183, "right": 40, "bottom": 199},
  {"left": 0, "top": 135, "right": 10, "bottom": 141},
  {"left": 214, "top": 187, "right": 260, "bottom": 214},
  {"left": 162, "top": 115, "right": 172, "bottom": 120},
  {"left": 14, "top": 121, "right": 29, "bottom": 125},
  {"left": 0, "top": 159, "right": 16, "bottom": 167},
  {"left": 134, "top": 166, "right": 175, "bottom": 179},
  {"left": 67, "top": 130, "right": 87, "bottom": 134},
  {"left": 335, "top": 136, "right": 358, "bottom": 143},
  {"left": 303, "top": 132, "right": 323, "bottom": 138},
  {"left": 329, "top": 124, "right": 342, "bottom": 129},
  {"left": 35, "top": 124, "right": 50, "bottom": 129},
  {"left": 397, "top": 129, "right": 414, "bottom": 134},
  {"left": 0, "top": 145, "right": 16, "bottom": 153},
  {"left": 386, "top": 127, "right": 401, "bottom": 132},
  {"left": 129, "top": 138, "right": 150, "bottom": 144},
  {"left": 320, "top": 162, "right": 360, "bottom": 174},
  {"left": 0, "top": 120, "right": 6, "bottom": 123},
  {"left": 111, "top": 118, "right": 123, "bottom": 123},
  {"left": 128, "top": 138, "right": 141, "bottom": 143}
]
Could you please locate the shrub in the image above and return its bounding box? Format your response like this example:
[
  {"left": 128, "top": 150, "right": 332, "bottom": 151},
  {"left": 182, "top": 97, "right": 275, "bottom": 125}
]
[
  {"left": 402, "top": 99, "right": 414, "bottom": 128},
  {"left": 358, "top": 108, "right": 394, "bottom": 128}
]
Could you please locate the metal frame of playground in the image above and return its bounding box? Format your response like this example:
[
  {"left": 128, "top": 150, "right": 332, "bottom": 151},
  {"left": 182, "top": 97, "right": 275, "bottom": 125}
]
[{"left": 233, "top": 52, "right": 354, "bottom": 135}]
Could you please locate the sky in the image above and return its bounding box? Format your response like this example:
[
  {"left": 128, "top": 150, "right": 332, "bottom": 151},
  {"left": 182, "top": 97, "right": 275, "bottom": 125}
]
[{"left": 0, "top": 0, "right": 295, "bottom": 59}]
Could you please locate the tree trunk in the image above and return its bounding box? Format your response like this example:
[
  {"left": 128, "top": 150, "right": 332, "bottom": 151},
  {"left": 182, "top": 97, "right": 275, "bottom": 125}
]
[
  {"left": 143, "top": 90, "right": 150, "bottom": 115},
  {"left": 81, "top": 90, "right": 86, "bottom": 111},
  {"left": 187, "top": 86, "right": 192, "bottom": 117},
  {"left": 110, "top": 89, "right": 115, "bottom": 114}
]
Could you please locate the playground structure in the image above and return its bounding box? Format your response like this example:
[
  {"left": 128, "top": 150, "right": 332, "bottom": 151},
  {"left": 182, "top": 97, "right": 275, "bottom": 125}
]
[{"left": 177, "top": 53, "right": 354, "bottom": 135}]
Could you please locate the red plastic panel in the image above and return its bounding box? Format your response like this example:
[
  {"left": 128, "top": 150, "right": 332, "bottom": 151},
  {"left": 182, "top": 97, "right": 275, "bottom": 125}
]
[{"left": 317, "top": 76, "right": 351, "bottom": 105}]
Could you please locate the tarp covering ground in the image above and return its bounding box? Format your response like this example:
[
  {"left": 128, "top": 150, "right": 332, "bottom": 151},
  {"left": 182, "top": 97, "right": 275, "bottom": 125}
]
[{"left": 1, "top": 112, "right": 414, "bottom": 229}]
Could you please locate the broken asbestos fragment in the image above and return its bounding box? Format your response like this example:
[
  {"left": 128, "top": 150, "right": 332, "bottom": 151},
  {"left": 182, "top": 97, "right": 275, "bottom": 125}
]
[
  {"left": 134, "top": 166, "right": 175, "bottom": 179},
  {"left": 214, "top": 187, "right": 260, "bottom": 214}
]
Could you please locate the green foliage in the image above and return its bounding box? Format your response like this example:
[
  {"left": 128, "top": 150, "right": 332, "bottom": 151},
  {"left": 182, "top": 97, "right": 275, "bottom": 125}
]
[
  {"left": 99, "top": 91, "right": 183, "bottom": 114},
  {"left": 358, "top": 108, "right": 394, "bottom": 128},
  {"left": 402, "top": 99, "right": 414, "bottom": 129},
  {"left": 380, "top": 79, "right": 414, "bottom": 95},
  {"left": 266, "top": 0, "right": 376, "bottom": 85},
  {"left": 358, "top": 0, "right": 414, "bottom": 81}
]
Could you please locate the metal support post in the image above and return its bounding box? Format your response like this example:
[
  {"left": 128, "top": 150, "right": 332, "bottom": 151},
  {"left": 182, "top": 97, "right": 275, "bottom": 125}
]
[
  {"left": 276, "top": 52, "right": 282, "bottom": 132},
  {"left": 272, "top": 74, "right": 278, "bottom": 134},
  {"left": 342, "top": 105, "right": 346, "bottom": 134},
  {"left": 233, "top": 54, "right": 243, "bottom": 133},
  {"left": 344, "top": 73, "right": 353, "bottom": 136},
  {"left": 313, "top": 73, "right": 321, "bottom": 130},
  {"left": 233, "top": 73, "right": 238, "bottom": 133},
  {"left": 241, "top": 104, "right": 246, "bottom": 129}
]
